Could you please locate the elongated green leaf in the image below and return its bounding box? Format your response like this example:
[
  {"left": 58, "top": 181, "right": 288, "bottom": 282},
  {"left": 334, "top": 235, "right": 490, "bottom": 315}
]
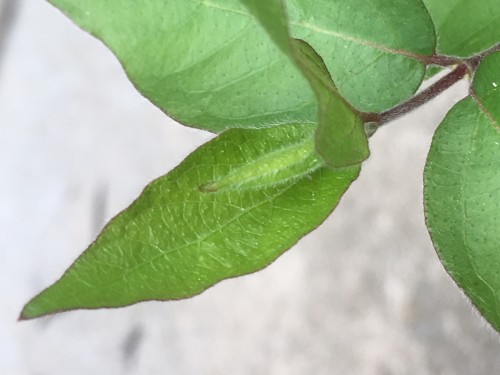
[
  {"left": 240, "top": 0, "right": 369, "bottom": 168},
  {"left": 49, "top": 0, "right": 317, "bottom": 132},
  {"left": 21, "top": 124, "right": 359, "bottom": 319},
  {"left": 423, "top": 0, "right": 500, "bottom": 57},
  {"left": 424, "top": 53, "right": 500, "bottom": 331},
  {"left": 287, "top": 0, "right": 436, "bottom": 112}
]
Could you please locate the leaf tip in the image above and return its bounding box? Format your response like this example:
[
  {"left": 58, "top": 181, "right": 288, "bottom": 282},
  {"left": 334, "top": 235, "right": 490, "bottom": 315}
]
[
  {"left": 18, "top": 303, "right": 38, "bottom": 321},
  {"left": 17, "top": 312, "right": 27, "bottom": 322},
  {"left": 18, "top": 292, "right": 55, "bottom": 321},
  {"left": 18, "top": 301, "right": 42, "bottom": 321}
]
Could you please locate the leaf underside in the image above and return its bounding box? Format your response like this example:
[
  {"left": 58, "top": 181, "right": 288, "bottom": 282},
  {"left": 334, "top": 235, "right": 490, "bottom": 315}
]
[
  {"left": 49, "top": 0, "right": 435, "bottom": 129},
  {"left": 49, "top": 0, "right": 318, "bottom": 132}
]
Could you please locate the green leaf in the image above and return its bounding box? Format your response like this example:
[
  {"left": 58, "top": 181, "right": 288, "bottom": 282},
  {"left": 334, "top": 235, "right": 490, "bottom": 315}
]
[
  {"left": 423, "top": 0, "right": 500, "bottom": 57},
  {"left": 21, "top": 124, "right": 359, "bottom": 319},
  {"left": 424, "top": 65, "right": 444, "bottom": 81},
  {"left": 424, "top": 53, "right": 500, "bottom": 331},
  {"left": 239, "top": 0, "right": 291, "bottom": 55},
  {"left": 287, "top": 0, "right": 436, "bottom": 112},
  {"left": 239, "top": 1, "right": 369, "bottom": 168},
  {"left": 49, "top": 0, "right": 317, "bottom": 132},
  {"left": 50, "top": 0, "right": 435, "bottom": 132},
  {"left": 291, "top": 39, "right": 369, "bottom": 168}
]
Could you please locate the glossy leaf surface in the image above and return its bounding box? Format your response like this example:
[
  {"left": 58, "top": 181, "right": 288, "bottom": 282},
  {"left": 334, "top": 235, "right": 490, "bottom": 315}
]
[
  {"left": 424, "top": 53, "right": 500, "bottom": 331},
  {"left": 423, "top": 0, "right": 500, "bottom": 57},
  {"left": 21, "top": 124, "right": 359, "bottom": 319},
  {"left": 287, "top": 0, "right": 436, "bottom": 112}
]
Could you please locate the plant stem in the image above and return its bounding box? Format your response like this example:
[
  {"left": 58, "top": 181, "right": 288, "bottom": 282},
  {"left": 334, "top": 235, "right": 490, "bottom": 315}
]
[
  {"left": 361, "top": 43, "right": 500, "bottom": 131},
  {"left": 466, "top": 42, "right": 500, "bottom": 70},
  {"left": 423, "top": 54, "right": 462, "bottom": 66},
  {"left": 362, "top": 64, "right": 468, "bottom": 126}
]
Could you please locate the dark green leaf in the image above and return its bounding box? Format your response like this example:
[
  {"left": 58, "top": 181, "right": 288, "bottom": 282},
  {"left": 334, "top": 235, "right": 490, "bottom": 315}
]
[
  {"left": 21, "top": 124, "right": 359, "bottom": 319},
  {"left": 424, "top": 53, "right": 500, "bottom": 331},
  {"left": 423, "top": 0, "right": 500, "bottom": 57}
]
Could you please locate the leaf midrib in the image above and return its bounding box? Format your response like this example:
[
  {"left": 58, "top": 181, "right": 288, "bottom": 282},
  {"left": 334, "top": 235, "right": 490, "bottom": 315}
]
[
  {"left": 193, "top": 0, "right": 428, "bottom": 61},
  {"left": 196, "top": 0, "right": 251, "bottom": 18},
  {"left": 290, "top": 21, "right": 428, "bottom": 60}
]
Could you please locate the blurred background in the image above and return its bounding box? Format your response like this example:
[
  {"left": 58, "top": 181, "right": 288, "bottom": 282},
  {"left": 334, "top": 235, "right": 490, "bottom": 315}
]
[{"left": 1, "top": 1, "right": 499, "bottom": 374}]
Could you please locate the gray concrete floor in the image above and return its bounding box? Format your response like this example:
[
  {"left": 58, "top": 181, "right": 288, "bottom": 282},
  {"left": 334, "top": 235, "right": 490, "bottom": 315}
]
[{"left": 1, "top": 1, "right": 499, "bottom": 374}]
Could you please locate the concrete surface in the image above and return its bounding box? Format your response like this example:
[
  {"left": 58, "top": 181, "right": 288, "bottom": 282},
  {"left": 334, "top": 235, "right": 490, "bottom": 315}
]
[{"left": 1, "top": 1, "right": 499, "bottom": 374}]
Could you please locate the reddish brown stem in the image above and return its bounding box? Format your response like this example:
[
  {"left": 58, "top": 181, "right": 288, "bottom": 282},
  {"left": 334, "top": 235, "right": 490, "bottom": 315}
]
[
  {"left": 423, "top": 54, "right": 462, "bottom": 66},
  {"left": 466, "top": 42, "right": 500, "bottom": 70},
  {"left": 362, "top": 64, "right": 468, "bottom": 125},
  {"left": 360, "top": 43, "right": 500, "bottom": 131}
]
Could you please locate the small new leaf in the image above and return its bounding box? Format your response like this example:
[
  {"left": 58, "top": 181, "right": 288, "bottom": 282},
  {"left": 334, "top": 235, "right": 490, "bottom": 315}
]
[{"left": 291, "top": 39, "right": 369, "bottom": 168}]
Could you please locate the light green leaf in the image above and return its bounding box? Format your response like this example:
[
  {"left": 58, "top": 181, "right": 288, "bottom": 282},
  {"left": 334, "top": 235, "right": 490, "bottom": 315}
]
[
  {"left": 240, "top": 1, "right": 369, "bottom": 168},
  {"left": 287, "top": 0, "right": 436, "bottom": 112},
  {"left": 423, "top": 0, "right": 500, "bottom": 57},
  {"left": 21, "top": 124, "right": 359, "bottom": 319},
  {"left": 424, "top": 53, "right": 500, "bottom": 331},
  {"left": 49, "top": 0, "right": 317, "bottom": 132}
]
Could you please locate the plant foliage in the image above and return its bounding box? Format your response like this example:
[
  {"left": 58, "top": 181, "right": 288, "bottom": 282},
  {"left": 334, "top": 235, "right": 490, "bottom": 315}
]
[{"left": 21, "top": 0, "right": 500, "bottom": 333}]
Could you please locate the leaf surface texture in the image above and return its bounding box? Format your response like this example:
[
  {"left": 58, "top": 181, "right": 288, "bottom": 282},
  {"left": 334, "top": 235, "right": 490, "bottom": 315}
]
[
  {"left": 21, "top": 124, "right": 359, "bottom": 319},
  {"left": 424, "top": 53, "right": 500, "bottom": 331}
]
